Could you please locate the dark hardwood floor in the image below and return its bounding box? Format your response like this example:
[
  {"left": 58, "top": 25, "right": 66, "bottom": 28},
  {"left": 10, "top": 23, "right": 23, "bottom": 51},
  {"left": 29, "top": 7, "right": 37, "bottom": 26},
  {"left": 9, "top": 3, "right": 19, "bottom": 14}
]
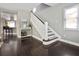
[
  {"left": 48, "top": 41, "right": 79, "bottom": 56},
  {"left": 0, "top": 35, "right": 21, "bottom": 56},
  {"left": 0, "top": 36, "right": 79, "bottom": 56}
]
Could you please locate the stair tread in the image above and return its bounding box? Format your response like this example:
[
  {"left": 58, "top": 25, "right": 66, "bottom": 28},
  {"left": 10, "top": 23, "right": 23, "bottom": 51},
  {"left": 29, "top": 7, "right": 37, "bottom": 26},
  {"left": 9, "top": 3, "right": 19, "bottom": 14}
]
[
  {"left": 43, "top": 37, "right": 58, "bottom": 42},
  {"left": 48, "top": 35, "right": 56, "bottom": 37},
  {"left": 48, "top": 33, "right": 54, "bottom": 36},
  {"left": 48, "top": 31, "right": 52, "bottom": 33},
  {"left": 48, "top": 36, "right": 58, "bottom": 39},
  {"left": 48, "top": 32, "right": 54, "bottom": 34},
  {"left": 48, "top": 37, "right": 58, "bottom": 40}
]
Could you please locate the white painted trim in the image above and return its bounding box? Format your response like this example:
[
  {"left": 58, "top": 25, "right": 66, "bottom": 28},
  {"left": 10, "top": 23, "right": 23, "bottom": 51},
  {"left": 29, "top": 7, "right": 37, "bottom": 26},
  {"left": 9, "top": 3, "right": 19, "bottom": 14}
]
[
  {"left": 17, "top": 36, "right": 21, "bottom": 38},
  {"left": 18, "top": 35, "right": 32, "bottom": 38},
  {"left": 21, "top": 35, "right": 32, "bottom": 38},
  {"left": 30, "top": 34, "right": 79, "bottom": 46},
  {"left": 43, "top": 38, "right": 79, "bottom": 46},
  {"left": 31, "top": 35, "right": 79, "bottom": 46},
  {"left": 32, "top": 35, "right": 43, "bottom": 42},
  {"left": 18, "top": 34, "right": 79, "bottom": 47},
  {"left": 44, "top": 22, "right": 48, "bottom": 40},
  {"left": 43, "top": 39, "right": 59, "bottom": 45},
  {"left": 59, "top": 39, "right": 79, "bottom": 47}
]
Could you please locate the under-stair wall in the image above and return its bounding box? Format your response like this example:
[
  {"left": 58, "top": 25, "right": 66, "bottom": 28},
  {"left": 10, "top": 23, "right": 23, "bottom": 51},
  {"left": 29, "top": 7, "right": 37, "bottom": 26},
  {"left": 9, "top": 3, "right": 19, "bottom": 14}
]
[
  {"left": 30, "top": 12, "right": 46, "bottom": 41},
  {"left": 31, "top": 22, "right": 42, "bottom": 41}
]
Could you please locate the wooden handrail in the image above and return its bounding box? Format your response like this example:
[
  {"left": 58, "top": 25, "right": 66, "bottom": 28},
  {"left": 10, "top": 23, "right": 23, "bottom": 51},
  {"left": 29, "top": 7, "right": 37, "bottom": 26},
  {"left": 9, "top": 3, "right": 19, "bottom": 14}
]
[{"left": 31, "top": 11, "right": 45, "bottom": 24}]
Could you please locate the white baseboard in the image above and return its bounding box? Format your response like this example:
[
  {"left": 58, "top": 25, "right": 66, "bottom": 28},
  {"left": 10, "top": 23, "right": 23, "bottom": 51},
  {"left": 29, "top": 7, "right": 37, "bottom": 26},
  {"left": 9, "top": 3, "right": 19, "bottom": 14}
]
[
  {"left": 32, "top": 35, "right": 43, "bottom": 42},
  {"left": 29, "top": 35, "right": 79, "bottom": 47},
  {"left": 43, "top": 38, "right": 79, "bottom": 46},
  {"left": 17, "top": 36, "right": 21, "bottom": 38},
  {"left": 59, "top": 39, "right": 79, "bottom": 47},
  {"left": 21, "top": 35, "right": 32, "bottom": 38},
  {"left": 18, "top": 34, "right": 79, "bottom": 47}
]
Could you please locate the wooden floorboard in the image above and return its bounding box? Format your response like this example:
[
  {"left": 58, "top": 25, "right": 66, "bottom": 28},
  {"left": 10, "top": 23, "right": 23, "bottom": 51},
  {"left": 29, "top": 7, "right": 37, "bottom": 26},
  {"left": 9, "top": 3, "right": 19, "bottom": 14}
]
[{"left": 0, "top": 36, "right": 79, "bottom": 56}]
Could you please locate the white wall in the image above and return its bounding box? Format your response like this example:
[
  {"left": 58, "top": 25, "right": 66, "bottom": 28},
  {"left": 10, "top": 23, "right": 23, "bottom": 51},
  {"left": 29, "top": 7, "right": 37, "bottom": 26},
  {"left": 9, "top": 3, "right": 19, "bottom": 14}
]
[
  {"left": 17, "top": 9, "right": 32, "bottom": 38},
  {"left": 37, "top": 3, "right": 79, "bottom": 44}
]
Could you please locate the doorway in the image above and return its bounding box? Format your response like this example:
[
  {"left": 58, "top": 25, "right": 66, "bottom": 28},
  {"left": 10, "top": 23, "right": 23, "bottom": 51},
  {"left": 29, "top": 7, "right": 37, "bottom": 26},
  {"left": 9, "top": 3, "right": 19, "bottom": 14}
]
[{"left": 1, "top": 11, "right": 17, "bottom": 42}]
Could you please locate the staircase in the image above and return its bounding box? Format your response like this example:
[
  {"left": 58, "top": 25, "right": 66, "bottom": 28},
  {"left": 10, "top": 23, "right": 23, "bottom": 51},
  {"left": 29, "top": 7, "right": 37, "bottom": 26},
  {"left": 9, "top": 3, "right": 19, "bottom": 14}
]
[
  {"left": 43, "top": 26, "right": 59, "bottom": 42},
  {"left": 30, "top": 11, "right": 61, "bottom": 45}
]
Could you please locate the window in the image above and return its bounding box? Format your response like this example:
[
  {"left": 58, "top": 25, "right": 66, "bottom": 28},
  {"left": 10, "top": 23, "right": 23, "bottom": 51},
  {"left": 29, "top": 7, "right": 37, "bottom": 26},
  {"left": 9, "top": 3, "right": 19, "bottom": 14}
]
[
  {"left": 14, "top": 15, "right": 17, "bottom": 20},
  {"left": 7, "top": 21, "right": 16, "bottom": 28},
  {"left": 64, "top": 6, "right": 78, "bottom": 30},
  {"left": 1, "top": 12, "right": 17, "bottom": 28}
]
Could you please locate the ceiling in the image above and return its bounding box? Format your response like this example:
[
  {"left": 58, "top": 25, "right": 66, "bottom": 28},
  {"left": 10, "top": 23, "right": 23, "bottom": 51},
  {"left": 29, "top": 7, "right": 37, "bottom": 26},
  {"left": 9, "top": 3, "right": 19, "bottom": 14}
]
[
  {"left": 0, "top": 3, "right": 57, "bottom": 11},
  {"left": 0, "top": 3, "right": 40, "bottom": 11},
  {"left": 46, "top": 3, "right": 57, "bottom": 6}
]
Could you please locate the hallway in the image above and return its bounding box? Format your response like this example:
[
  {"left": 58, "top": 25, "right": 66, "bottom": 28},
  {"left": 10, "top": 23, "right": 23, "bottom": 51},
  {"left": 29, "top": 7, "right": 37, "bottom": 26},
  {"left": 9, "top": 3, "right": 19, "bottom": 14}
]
[
  {"left": 0, "top": 36, "right": 79, "bottom": 56},
  {"left": 0, "top": 36, "right": 20, "bottom": 56}
]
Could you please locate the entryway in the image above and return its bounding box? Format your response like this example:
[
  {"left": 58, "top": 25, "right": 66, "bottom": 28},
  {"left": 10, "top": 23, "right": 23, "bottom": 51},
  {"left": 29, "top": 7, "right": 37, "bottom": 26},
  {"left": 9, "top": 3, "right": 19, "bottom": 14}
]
[{"left": 0, "top": 9, "right": 17, "bottom": 42}]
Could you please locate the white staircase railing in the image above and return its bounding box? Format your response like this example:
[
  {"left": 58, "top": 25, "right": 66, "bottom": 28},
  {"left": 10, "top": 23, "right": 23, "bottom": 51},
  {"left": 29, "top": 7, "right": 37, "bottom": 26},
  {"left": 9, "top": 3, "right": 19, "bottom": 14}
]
[
  {"left": 31, "top": 11, "right": 61, "bottom": 45},
  {"left": 30, "top": 12, "right": 48, "bottom": 41}
]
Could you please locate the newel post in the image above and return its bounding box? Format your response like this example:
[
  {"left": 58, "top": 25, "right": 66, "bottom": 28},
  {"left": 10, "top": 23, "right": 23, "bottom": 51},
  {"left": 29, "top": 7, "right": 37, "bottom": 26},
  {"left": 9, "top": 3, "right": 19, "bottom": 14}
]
[{"left": 44, "top": 22, "right": 48, "bottom": 40}]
